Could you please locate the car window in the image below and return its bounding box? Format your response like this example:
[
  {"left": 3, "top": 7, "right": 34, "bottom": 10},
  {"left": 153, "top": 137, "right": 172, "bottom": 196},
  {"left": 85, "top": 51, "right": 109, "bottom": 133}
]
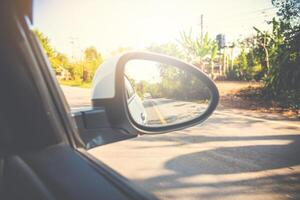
[{"left": 33, "top": 1, "right": 300, "bottom": 199}]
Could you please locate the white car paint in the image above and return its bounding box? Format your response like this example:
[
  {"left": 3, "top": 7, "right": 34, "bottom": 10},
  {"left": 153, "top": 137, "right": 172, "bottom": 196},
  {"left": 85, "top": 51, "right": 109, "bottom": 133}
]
[
  {"left": 91, "top": 56, "right": 121, "bottom": 100},
  {"left": 125, "top": 77, "right": 147, "bottom": 125},
  {"left": 91, "top": 55, "right": 147, "bottom": 125}
]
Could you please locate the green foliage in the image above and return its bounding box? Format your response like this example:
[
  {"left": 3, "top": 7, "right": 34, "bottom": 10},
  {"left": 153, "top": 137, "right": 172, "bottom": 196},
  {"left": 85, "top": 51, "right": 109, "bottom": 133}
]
[
  {"left": 131, "top": 64, "right": 209, "bottom": 101},
  {"left": 226, "top": 38, "right": 264, "bottom": 81},
  {"left": 146, "top": 42, "right": 211, "bottom": 100},
  {"left": 35, "top": 0, "right": 299, "bottom": 108},
  {"left": 82, "top": 47, "right": 103, "bottom": 82},
  {"left": 229, "top": 0, "right": 300, "bottom": 107},
  {"left": 272, "top": 0, "right": 300, "bottom": 24},
  {"left": 262, "top": 0, "right": 300, "bottom": 97},
  {"left": 58, "top": 80, "right": 92, "bottom": 88},
  {"left": 147, "top": 42, "right": 184, "bottom": 59},
  {"left": 178, "top": 29, "right": 218, "bottom": 63},
  {"left": 177, "top": 30, "right": 219, "bottom": 77},
  {"left": 111, "top": 47, "right": 131, "bottom": 56},
  {"left": 34, "top": 29, "right": 103, "bottom": 86},
  {"left": 34, "top": 29, "right": 60, "bottom": 72},
  {"left": 33, "top": 30, "right": 55, "bottom": 58}
]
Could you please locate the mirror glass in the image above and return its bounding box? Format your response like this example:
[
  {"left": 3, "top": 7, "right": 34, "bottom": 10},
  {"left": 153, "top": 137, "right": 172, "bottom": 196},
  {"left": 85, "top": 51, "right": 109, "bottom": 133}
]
[{"left": 124, "top": 59, "right": 211, "bottom": 127}]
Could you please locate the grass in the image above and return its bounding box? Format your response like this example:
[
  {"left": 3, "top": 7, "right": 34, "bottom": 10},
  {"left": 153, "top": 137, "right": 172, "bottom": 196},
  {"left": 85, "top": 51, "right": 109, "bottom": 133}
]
[{"left": 58, "top": 80, "right": 92, "bottom": 88}]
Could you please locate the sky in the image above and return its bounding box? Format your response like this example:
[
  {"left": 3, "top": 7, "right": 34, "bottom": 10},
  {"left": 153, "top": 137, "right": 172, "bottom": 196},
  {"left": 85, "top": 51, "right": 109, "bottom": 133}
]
[{"left": 33, "top": 0, "right": 277, "bottom": 59}]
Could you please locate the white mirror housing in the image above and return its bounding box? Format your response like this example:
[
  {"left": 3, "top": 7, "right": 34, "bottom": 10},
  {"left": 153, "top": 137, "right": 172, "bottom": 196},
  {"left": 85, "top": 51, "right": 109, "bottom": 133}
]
[{"left": 91, "top": 55, "right": 121, "bottom": 100}]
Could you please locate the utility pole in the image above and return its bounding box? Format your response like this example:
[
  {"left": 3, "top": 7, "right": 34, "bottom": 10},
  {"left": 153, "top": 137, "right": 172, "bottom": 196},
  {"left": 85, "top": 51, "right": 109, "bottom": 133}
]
[
  {"left": 200, "top": 14, "right": 204, "bottom": 45},
  {"left": 216, "top": 34, "right": 226, "bottom": 77},
  {"left": 69, "top": 36, "right": 79, "bottom": 61},
  {"left": 197, "top": 14, "right": 205, "bottom": 73},
  {"left": 230, "top": 43, "right": 234, "bottom": 71},
  {"left": 223, "top": 47, "right": 226, "bottom": 76}
]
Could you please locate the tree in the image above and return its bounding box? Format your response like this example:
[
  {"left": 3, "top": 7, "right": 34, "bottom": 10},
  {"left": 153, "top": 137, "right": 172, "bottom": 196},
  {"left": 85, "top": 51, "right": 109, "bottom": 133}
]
[
  {"left": 111, "top": 47, "right": 131, "bottom": 56},
  {"left": 178, "top": 29, "right": 218, "bottom": 76},
  {"left": 147, "top": 42, "right": 184, "bottom": 59},
  {"left": 262, "top": 0, "right": 300, "bottom": 96},
  {"left": 82, "top": 47, "right": 103, "bottom": 82},
  {"left": 34, "top": 30, "right": 104, "bottom": 84},
  {"left": 272, "top": 0, "right": 300, "bottom": 24},
  {"left": 33, "top": 29, "right": 54, "bottom": 58},
  {"left": 33, "top": 29, "right": 60, "bottom": 73}
]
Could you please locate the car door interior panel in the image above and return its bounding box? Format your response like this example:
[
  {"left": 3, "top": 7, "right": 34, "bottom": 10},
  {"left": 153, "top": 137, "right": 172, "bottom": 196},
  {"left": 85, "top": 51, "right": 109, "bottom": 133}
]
[{"left": 4, "top": 144, "right": 131, "bottom": 200}]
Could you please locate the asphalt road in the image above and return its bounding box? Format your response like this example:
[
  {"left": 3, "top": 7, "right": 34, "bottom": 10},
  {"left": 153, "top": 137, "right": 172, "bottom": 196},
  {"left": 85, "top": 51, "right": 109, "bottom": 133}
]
[
  {"left": 62, "top": 86, "right": 300, "bottom": 200},
  {"left": 143, "top": 98, "right": 208, "bottom": 126}
]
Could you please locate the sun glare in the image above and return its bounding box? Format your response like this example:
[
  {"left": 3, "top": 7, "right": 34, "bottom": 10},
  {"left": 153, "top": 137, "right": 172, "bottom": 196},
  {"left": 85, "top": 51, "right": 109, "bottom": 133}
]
[{"left": 34, "top": 0, "right": 276, "bottom": 58}]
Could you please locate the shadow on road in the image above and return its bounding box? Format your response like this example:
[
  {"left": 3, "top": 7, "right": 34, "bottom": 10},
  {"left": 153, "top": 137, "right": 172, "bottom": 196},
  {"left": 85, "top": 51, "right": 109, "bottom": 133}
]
[
  {"left": 129, "top": 111, "right": 300, "bottom": 199},
  {"left": 133, "top": 112, "right": 300, "bottom": 148},
  {"left": 133, "top": 134, "right": 300, "bottom": 199}
]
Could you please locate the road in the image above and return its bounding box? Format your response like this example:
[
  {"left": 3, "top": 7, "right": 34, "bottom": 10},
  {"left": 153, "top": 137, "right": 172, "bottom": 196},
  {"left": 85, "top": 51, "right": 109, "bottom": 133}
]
[
  {"left": 62, "top": 86, "right": 300, "bottom": 200},
  {"left": 143, "top": 98, "right": 208, "bottom": 126}
]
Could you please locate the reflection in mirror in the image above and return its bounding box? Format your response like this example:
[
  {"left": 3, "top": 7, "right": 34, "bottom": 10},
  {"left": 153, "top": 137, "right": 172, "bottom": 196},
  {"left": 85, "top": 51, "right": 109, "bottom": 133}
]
[{"left": 124, "top": 59, "right": 211, "bottom": 127}]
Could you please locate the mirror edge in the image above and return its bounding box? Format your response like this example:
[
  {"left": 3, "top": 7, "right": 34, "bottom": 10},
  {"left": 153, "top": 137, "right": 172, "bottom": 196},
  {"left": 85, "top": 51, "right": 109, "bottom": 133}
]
[{"left": 117, "top": 51, "right": 219, "bottom": 134}]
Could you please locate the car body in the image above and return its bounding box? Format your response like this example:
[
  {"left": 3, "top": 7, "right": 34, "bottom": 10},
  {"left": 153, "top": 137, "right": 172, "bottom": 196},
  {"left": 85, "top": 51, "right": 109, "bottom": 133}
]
[{"left": 125, "top": 77, "right": 147, "bottom": 125}]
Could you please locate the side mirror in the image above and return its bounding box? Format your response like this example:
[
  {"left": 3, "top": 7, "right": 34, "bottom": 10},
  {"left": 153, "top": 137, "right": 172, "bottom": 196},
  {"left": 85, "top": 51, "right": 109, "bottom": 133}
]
[{"left": 91, "top": 52, "right": 219, "bottom": 134}]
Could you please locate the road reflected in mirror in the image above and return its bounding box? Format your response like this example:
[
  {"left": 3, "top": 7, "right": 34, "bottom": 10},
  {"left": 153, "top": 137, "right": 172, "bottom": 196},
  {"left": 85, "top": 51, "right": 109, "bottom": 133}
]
[{"left": 124, "top": 59, "right": 211, "bottom": 127}]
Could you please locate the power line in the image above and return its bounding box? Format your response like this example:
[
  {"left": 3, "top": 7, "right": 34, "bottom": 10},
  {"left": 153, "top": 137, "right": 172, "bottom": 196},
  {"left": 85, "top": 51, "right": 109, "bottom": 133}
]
[
  {"left": 210, "top": 10, "right": 277, "bottom": 26},
  {"left": 234, "top": 7, "right": 276, "bottom": 15},
  {"left": 208, "top": 20, "right": 272, "bottom": 29},
  {"left": 211, "top": 17, "right": 274, "bottom": 28},
  {"left": 229, "top": 14, "right": 275, "bottom": 22},
  {"left": 216, "top": 7, "right": 277, "bottom": 20},
  {"left": 244, "top": 7, "right": 277, "bottom": 14}
]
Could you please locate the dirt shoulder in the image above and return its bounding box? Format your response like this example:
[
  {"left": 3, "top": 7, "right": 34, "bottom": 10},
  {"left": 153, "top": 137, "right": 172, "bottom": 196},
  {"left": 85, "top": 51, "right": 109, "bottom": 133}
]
[
  {"left": 61, "top": 82, "right": 299, "bottom": 121},
  {"left": 216, "top": 81, "right": 300, "bottom": 121}
]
